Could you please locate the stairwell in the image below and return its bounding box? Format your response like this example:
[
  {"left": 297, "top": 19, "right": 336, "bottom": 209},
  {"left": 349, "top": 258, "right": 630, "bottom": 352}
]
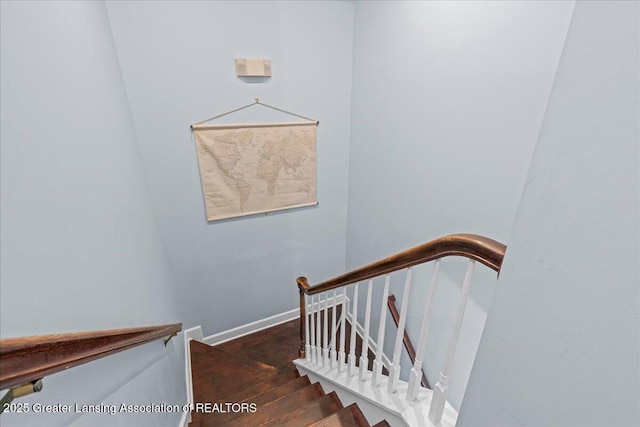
[{"left": 188, "top": 318, "right": 389, "bottom": 427}]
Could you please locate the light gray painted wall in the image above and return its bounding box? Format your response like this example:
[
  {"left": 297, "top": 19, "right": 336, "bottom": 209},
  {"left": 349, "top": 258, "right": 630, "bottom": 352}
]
[
  {"left": 345, "top": 1, "right": 575, "bottom": 410},
  {"left": 0, "top": 1, "right": 184, "bottom": 426},
  {"left": 105, "top": 0, "right": 355, "bottom": 335},
  {"left": 458, "top": 1, "right": 639, "bottom": 426}
]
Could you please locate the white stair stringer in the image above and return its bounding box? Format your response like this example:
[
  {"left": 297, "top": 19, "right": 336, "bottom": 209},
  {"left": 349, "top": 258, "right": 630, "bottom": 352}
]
[{"left": 294, "top": 358, "right": 459, "bottom": 427}]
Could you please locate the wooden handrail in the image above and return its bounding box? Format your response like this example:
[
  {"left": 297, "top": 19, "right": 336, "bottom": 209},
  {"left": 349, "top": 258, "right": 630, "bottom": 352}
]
[
  {"left": 297, "top": 234, "right": 506, "bottom": 295},
  {"left": 0, "top": 323, "right": 182, "bottom": 390},
  {"left": 387, "top": 294, "right": 430, "bottom": 389},
  {"left": 296, "top": 234, "right": 505, "bottom": 358}
]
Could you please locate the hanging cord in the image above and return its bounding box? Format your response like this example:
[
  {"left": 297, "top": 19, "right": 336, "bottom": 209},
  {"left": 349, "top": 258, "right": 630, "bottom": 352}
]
[
  {"left": 192, "top": 98, "right": 318, "bottom": 127},
  {"left": 257, "top": 99, "right": 318, "bottom": 123}
]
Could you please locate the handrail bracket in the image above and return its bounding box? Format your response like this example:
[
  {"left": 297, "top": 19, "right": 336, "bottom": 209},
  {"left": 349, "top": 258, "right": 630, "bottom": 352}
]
[
  {"left": 0, "top": 379, "right": 43, "bottom": 414},
  {"left": 164, "top": 332, "right": 178, "bottom": 347}
]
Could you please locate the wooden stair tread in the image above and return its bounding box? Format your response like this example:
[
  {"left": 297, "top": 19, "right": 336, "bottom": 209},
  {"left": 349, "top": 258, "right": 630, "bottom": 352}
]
[
  {"left": 189, "top": 320, "right": 386, "bottom": 427},
  {"left": 189, "top": 340, "right": 280, "bottom": 421},
  {"left": 218, "top": 382, "right": 326, "bottom": 427},
  {"left": 215, "top": 370, "right": 300, "bottom": 404},
  {"left": 372, "top": 421, "right": 391, "bottom": 427},
  {"left": 309, "top": 403, "right": 370, "bottom": 427},
  {"left": 190, "top": 376, "right": 312, "bottom": 426},
  {"left": 217, "top": 318, "right": 301, "bottom": 371},
  {"left": 263, "top": 391, "right": 344, "bottom": 427},
  {"left": 238, "top": 375, "right": 311, "bottom": 406}
]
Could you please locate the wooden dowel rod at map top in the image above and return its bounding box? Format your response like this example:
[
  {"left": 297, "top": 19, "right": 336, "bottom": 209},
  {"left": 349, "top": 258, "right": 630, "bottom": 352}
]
[{"left": 191, "top": 121, "right": 318, "bottom": 130}]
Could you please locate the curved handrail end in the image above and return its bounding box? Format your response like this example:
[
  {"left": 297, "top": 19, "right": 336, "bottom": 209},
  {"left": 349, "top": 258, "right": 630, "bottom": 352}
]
[
  {"left": 299, "top": 233, "right": 506, "bottom": 295},
  {"left": 296, "top": 276, "right": 310, "bottom": 291}
]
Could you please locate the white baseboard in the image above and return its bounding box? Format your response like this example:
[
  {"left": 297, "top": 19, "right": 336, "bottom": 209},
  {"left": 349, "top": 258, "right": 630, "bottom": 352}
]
[
  {"left": 177, "top": 408, "right": 189, "bottom": 427},
  {"left": 182, "top": 326, "right": 203, "bottom": 426},
  {"left": 202, "top": 307, "right": 299, "bottom": 346},
  {"left": 201, "top": 293, "right": 349, "bottom": 346}
]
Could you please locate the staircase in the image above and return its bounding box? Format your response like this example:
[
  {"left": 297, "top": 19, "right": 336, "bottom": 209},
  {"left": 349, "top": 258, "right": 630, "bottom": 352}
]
[
  {"left": 295, "top": 234, "right": 506, "bottom": 427},
  {"left": 188, "top": 318, "right": 389, "bottom": 427},
  {"left": 186, "top": 234, "right": 506, "bottom": 427}
]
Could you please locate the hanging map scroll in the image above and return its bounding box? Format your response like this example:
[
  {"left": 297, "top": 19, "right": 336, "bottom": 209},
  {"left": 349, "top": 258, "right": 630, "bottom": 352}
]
[{"left": 192, "top": 121, "right": 317, "bottom": 221}]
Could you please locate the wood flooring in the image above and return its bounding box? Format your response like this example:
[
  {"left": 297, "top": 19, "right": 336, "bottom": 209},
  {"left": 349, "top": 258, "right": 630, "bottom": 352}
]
[{"left": 189, "top": 317, "right": 389, "bottom": 426}]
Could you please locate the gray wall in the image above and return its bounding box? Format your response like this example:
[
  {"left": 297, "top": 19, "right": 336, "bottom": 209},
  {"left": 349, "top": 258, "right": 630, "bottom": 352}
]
[
  {"left": 345, "top": 1, "right": 575, "bottom": 410},
  {"left": 3, "top": 1, "right": 635, "bottom": 425},
  {"left": 458, "top": 1, "right": 639, "bottom": 426},
  {"left": 459, "top": 2, "right": 640, "bottom": 426},
  {"left": 0, "top": 1, "right": 184, "bottom": 426},
  {"left": 105, "top": 0, "right": 355, "bottom": 335}
]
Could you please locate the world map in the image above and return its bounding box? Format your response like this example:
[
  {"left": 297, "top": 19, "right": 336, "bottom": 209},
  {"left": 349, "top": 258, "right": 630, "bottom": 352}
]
[{"left": 192, "top": 122, "right": 317, "bottom": 221}]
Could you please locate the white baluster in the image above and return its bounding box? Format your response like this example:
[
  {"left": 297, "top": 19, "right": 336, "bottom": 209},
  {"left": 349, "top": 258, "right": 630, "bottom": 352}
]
[
  {"left": 309, "top": 294, "right": 316, "bottom": 364},
  {"left": 305, "top": 293, "right": 311, "bottom": 362},
  {"left": 348, "top": 282, "right": 359, "bottom": 377},
  {"left": 330, "top": 289, "right": 338, "bottom": 370},
  {"left": 406, "top": 260, "right": 441, "bottom": 400},
  {"left": 429, "top": 260, "right": 475, "bottom": 425},
  {"left": 372, "top": 274, "right": 391, "bottom": 387},
  {"left": 316, "top": 292, "right": 322, "bottom": 364},
  {"left": 388, "top": 268, "right": 413, "bottom": 393},
  {"left": 338, "top": 288, "right": 347, "bottom": 372},
  {"left": 323, "top": 291, "right": 329, "bottom": 366},
  {"left": 359, "top": 279, "right": 373, "bottom": 381}
]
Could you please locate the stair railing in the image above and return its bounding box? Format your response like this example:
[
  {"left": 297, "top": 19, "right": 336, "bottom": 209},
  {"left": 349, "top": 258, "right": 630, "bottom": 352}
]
[
  {"left": 297, "top": 233, "right": 505, "bottom": 425},
  {"left": 387, "top": 294, "right": 430, "bottom": 389},
  {"left": 0, "top": 323, "right": 181, "bottom": 412}
]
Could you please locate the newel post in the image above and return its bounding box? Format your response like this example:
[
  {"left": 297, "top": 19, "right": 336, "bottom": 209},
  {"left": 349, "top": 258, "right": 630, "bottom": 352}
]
[{"left": 297, "top": 277, "right": 307, "bottom": 359}]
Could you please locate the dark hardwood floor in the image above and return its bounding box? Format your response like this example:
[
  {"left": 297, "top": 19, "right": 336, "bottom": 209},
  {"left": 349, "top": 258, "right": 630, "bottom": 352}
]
[{"left": 189, "top": 314, "right": 389, "bottom": 426}]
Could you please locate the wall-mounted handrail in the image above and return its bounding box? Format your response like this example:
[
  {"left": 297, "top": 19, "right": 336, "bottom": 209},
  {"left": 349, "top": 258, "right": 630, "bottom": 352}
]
[
  {"left": 0, "top": 323, "right": 182, "bottom": 391},
  {"left": 297, "top": 234, "right": 506, "bottom": 296}
]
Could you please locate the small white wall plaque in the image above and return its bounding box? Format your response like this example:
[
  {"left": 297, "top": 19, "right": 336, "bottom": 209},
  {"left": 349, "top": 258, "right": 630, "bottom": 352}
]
[{"left": 235, "top": 59, "right": 272, "bottom": 77}]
